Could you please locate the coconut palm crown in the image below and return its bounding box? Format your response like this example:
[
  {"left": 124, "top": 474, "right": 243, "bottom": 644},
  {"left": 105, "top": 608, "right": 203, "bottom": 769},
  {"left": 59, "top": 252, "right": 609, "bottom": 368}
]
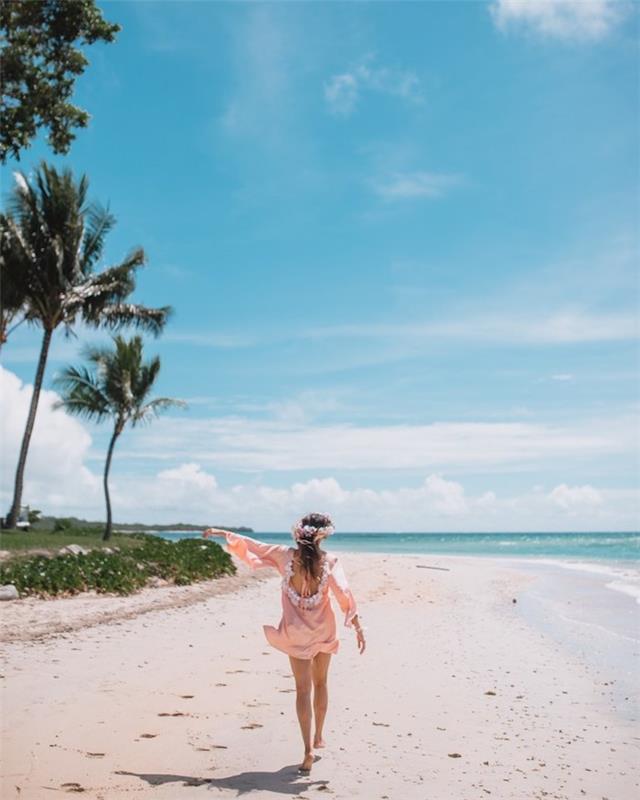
[
  {"left": 2, "top": 162, "right": 171, "bottom": 529},
  {"left": 54, "top": 335, "right": 185, "bottom": 540}
]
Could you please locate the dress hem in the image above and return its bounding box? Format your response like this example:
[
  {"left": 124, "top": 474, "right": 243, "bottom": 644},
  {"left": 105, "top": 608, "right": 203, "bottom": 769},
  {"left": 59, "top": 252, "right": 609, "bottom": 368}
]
[{"left": 263, "top": 625, "right": 340, "bottom": 660}]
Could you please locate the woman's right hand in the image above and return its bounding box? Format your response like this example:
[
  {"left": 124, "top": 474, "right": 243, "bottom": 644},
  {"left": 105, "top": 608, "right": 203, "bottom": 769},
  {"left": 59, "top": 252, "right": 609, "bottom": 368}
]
[{"left": 356, "top": 627, "right": 366, "bottom": 655}]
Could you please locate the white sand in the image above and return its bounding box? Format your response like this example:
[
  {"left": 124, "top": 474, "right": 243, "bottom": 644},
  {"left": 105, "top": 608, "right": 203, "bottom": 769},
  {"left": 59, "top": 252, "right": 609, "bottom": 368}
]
[{"left": 1, "top": 552, "right": 638, "bottom": 799}]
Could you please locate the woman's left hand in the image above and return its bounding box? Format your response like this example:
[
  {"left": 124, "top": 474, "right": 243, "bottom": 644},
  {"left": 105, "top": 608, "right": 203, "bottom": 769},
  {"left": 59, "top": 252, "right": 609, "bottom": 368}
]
[{"left": 203, "top": 528, "right": 226, "bottom": 539}]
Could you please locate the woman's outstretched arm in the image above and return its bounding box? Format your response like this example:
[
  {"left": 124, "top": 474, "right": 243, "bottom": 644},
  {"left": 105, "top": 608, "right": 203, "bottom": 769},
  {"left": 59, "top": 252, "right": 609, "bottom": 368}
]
[{"left": 203, "top": 528, "right": 289, "bottom": 572}]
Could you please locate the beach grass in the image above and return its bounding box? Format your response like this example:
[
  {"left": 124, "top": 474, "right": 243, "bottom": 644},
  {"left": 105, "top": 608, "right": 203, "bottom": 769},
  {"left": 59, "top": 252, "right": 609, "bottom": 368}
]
[
  {"left": 0, "top": 534, "right": 236, "bottom": 597},
  {"left": 0, "top": 528, "right": 143, "bottom": 553}
]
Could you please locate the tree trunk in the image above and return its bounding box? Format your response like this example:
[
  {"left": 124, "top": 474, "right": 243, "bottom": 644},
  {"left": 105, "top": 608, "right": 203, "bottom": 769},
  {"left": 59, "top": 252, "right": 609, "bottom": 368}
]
[
  {"left": 5, "top": 328, "right": 53, "bottom": 529},
  {"left": 102, "top": 424, "right": 121, "bottom": 542}
]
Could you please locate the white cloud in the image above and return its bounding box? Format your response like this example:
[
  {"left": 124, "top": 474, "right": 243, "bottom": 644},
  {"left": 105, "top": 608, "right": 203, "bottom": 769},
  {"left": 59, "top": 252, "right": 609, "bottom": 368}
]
[
  {"left": 114, "top": 411, "right": 634, "bottom": 473},
  {"left": 324, "top": 56, "right": 423, "bottom": 116},
  {"left": 490, "top": 0, "right": 630, "bottom": 41},
  {"left": 324, "top": 73, "right": 359, "bottom": 116},
  {"left": 158, "top": 462, "right": 218, "bottom": 492},
  {"left": 1, "top": 366, "right": 637, "bottom": 530},
  {"left": 221, "top": 6, "right": 292, "bottom": 142},
  {"left": 0, "top": 366, "right": 100, "bottom": 514},
  {"left": 108, "top": 468, "right": 639, "bottom": 531},
  {"left": 373, "top": 171, "right": 463, "bottom": 200},
  {"left": 549, "top": 482, "right": 603, "bottom": 512},
  {"left": 551, "top": 373, "right": 574, "bottom": 381},
  {"left": 423, "top": 474, "right": 468, "bottom": 515},
  {"left": 306, "top": 309, "right": 639, "bottom": 345}
]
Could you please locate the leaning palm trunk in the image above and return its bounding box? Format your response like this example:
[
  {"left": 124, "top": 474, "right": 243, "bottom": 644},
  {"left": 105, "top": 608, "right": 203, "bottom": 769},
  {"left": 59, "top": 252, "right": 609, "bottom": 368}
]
[
  {"left": 102, "top": 423, "right": 123, "bottom": 541},
  {"left": 5, "top": 328, "right": 53, "bottom": 529}
]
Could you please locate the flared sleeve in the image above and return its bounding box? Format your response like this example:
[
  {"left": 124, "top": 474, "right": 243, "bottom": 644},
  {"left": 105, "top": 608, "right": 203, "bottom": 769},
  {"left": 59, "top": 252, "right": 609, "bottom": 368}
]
[
  {"left": 223, "top": 532, "right": 290, "bottom": 573},
  {"left": 328, "top": 557, "right": 358, "bottom": 628}
]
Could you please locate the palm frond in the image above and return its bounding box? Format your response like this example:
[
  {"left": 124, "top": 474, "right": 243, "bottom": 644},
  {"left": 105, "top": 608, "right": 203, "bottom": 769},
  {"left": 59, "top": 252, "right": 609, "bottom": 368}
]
[
  {"left": 53, "top": 365, "right": 111, "bottom": 421},
  {"left": 81, "top": 203, "right": 116, "bottom": 273},
  {"left": 132, "top": 397, "right": 187, "bottom": 426},
  {"left": 56, "top": 338, "right": 183, "bottom": 443},
  {"left": 86, "top": 303, "right": 171, "bottom": 336},
  {"left": 2, "top": 165, "right": 162, "bottom": 337}
]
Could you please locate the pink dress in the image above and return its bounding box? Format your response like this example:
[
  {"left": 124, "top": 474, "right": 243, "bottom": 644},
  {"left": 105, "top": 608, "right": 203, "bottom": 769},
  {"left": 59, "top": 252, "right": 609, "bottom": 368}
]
[{"left": 223, "top": 532, "right": 358, "bottom": 660}]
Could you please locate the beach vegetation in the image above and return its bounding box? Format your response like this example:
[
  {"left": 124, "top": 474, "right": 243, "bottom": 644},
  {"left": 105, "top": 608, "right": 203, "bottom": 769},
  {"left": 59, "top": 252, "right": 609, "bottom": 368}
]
[
  {"left": 0, "top": 534, "right": 235, "bottom": 597},
  {"left": 0, "top": 526, "right": 144, "bottom": 553},
  {"left": 1, "top": 163, "right": 171, "bottom": 530}
]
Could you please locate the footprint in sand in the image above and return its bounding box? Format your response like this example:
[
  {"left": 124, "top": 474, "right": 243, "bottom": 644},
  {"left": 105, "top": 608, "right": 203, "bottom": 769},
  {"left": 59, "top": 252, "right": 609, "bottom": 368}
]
[
  {"left": 61, "top": 782, "right": 85, "bottom": 793},
  {"left": 140, "top": 733, "right": 158, "bottom": 739},
  {"left": 85, "top": 752, "right": 105, "bottom": 758},
  {"left": 180, "top": 694, "right": 194, "bottom": 699},
  {"left": 226, "top": 669, "right": 247, "bottom": 674},
  {"left": 448, "top": 753, "right": 462, "bottom": 758},
  {"left": 215, "top": 683, "right": 227, "bottom": 687},
  {"left": 241, "top": 723, "right": 263, "bottom": 730},
  {"left": 158, "top": 712, "right": 186, "bottom": 717}
]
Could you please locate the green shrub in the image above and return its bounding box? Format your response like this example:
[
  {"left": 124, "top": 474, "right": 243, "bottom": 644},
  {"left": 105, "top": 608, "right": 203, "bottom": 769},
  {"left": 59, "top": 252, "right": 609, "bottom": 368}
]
[
  {"left": 0, "top": 537, "right": 235, "bottom": 598},
  {"left": 53, "top": 517, "right": 74, "bottom": 532}
]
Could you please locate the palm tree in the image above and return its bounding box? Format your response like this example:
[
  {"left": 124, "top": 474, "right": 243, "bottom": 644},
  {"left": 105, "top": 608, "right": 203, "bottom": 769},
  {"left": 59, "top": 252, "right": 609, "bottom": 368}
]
[
  {"left": 54, "top": 335, "right": 185, "bottom": 540},
  {"left": 2, "top": 162, "right": 171, "bottom": 529}
]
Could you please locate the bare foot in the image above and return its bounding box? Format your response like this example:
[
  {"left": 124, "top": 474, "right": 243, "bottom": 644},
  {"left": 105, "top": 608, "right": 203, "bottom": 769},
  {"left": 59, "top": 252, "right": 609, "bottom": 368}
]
[
  {"left": 298, "top": 752, "right": 314, "bottom": 773},
  {"left": 313, "top": 735, "right": 326, "bottom": 748}
]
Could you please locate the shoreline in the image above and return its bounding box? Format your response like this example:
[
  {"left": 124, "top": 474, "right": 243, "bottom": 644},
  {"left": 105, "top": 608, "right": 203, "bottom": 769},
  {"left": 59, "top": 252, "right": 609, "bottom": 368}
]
[{"left": 2, "top": 552, "right": 639, "bottom": 799}]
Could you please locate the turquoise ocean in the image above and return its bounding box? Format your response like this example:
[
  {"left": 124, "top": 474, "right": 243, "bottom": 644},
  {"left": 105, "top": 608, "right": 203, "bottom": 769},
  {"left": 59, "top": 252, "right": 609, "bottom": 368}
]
[
  {"left": 158, "top": 529, "right": 639, "bottom": 599},
  {"left": 158, "top": 530, "right": 639, "bottom": 720}
]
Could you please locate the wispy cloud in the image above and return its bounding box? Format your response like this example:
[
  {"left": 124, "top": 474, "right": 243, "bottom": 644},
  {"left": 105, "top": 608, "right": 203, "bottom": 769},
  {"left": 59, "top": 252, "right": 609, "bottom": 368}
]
[
  {"left": 490, "top": 0, "right": 632, "bottom": 41},
  {"left": 163, "top": 331, "right": 259, "bottom": 349},
  {"left": 221, "top": 6, "right": 293, "bottom": 143},
  {"left": 305, "top": 309, "right": 639, "bottom": 346},
  {"left": 372, "top": 171, "right": 463, "bottom": 200},
  {"left": 324, "top": 55, "right": 423, "bottom": 116},
  {"left": 111, "top": 411, "right": 635, "bottom": 473},
  {"left": 3, "top": 366, "right": 637, "bottom": 530}
]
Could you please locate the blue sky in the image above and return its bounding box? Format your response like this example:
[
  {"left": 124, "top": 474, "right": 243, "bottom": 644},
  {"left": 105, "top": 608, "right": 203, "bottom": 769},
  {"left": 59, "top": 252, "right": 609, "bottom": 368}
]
[{"left": 1, "top": 1, "right": 638, "bottom": 531}]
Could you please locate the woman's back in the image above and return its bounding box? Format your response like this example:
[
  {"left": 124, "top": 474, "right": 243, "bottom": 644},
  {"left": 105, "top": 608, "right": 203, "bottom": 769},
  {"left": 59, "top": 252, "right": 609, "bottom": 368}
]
[{"left": 286, "top": 549, "right": 328, "bottom": 598}]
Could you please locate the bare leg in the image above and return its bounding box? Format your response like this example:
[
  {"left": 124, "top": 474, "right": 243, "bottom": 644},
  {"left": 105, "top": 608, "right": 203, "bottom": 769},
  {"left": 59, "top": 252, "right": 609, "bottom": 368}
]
[
  {"left": 311, "top": 652, "right": 331, "bottom": 748},
  {"left": 289, "top": 655, "right": 313, "bottom": 771}
]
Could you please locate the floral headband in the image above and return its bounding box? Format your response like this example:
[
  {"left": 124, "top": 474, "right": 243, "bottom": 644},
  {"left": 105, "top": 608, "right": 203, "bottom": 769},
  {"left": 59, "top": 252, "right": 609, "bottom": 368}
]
[{"left": 291, "top": 516, "right": 335, "bottom": 543}]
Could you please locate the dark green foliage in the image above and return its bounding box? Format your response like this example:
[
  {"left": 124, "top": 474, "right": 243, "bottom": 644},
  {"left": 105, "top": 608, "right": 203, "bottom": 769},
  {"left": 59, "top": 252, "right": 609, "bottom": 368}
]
[
  {"left": 1, "top": 0, "right": 120, "bottom": 162},
  {"left": 0, "top": 536, "right": 236, "bottom": 597},
  {"left": 53, "top": 517, "right": 75, "bottom": 532}
]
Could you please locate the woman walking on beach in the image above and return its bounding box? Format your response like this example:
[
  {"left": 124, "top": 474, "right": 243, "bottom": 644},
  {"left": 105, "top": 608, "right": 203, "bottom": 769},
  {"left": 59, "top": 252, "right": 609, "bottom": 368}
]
[{"left": 203, "top": 512, "right": 366, "bottom": 774}]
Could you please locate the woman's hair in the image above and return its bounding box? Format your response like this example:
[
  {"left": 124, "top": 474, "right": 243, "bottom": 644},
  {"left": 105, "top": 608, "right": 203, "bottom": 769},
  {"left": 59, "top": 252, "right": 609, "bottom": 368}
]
[{"left": 296, "top": 512, "right": 332, "bottom": 580}]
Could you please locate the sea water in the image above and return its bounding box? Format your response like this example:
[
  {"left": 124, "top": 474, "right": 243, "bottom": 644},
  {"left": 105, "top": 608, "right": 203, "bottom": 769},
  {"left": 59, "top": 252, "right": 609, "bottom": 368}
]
[
  {"left": 159, "top": 529, "right": 640, "bottom": 600},
  {"left": 158, "top": 530, "right": 639, "bottom": 720}
]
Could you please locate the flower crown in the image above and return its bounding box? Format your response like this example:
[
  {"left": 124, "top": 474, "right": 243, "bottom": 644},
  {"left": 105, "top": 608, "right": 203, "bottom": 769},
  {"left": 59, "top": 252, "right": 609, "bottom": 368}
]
[{"left": 291, "top": 516, "right": 335, "bottom": 542}]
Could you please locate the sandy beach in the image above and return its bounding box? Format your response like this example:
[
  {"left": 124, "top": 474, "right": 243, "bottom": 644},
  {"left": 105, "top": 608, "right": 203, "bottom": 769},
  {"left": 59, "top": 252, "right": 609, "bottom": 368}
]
[{"left": 1, "top": 552, "right": 638, "bottom": 800}]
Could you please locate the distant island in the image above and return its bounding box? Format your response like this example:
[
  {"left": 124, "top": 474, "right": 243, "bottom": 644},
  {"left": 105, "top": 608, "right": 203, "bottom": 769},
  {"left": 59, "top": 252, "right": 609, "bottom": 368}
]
[{"left": 33, "top": 516, "right": 253, "bottom": 534}]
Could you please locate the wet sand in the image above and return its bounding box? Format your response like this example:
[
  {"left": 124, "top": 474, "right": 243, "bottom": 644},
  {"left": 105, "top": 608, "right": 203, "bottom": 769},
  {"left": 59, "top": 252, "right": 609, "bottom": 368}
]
[{"left": 1, "top": 552, "right": 638, "bottom": 799}]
